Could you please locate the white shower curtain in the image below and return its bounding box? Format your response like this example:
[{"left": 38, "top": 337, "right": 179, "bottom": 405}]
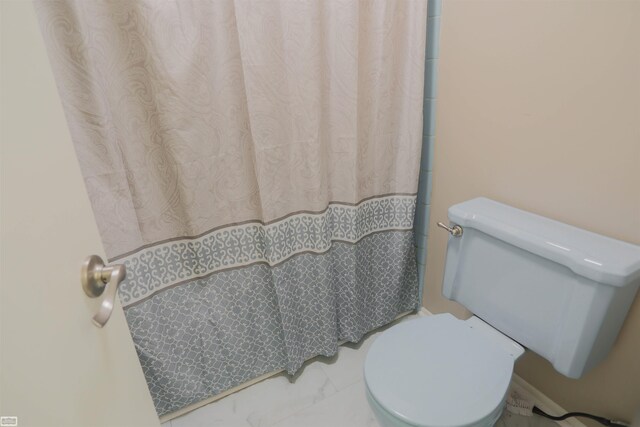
[{"left": 36, "top": 0, "right": 427, "bottom": 416}]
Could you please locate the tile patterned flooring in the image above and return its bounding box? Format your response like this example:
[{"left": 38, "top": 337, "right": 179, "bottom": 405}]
[{"left": 164, "top": 313, "right": 559, "bottom": 427}]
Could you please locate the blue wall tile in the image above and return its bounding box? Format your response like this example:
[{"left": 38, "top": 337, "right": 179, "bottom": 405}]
[
  {"left": 422, "top": 98, "right": 437, "bottom": 136},
  {"left": 428, "top": 0, "right": 442, "bottom": 17},
  {"left": 416, "top": 169, "right": 427, "bottom": 205},
  {"left": 424, "top": 60, "right": 438, "bottom": 99},
  {"left": 416, "top": 183, "right": 423, "bottom": 206},
  {"left": 414, "top": 204, "right": 428, "bottom": 238},
  {"left": 426, "top": 17, "right": 441, "bottom": 59},
  {"left": 414, "top": 0, "right": 442, "bottom": 307},
  {"left": 416, "top": 262, "right": 426, "bottom": 291},
  {"left": 420, "top": 136, "right": 435, "bottom": 172}
]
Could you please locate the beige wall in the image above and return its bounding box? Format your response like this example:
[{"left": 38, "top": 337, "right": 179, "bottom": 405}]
[{"left": 424, "top": 0, "right": 640, "bottom": 422}]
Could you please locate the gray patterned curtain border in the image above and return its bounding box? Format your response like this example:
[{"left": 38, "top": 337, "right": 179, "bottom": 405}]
[{"left": 118, "top": 193, "right": 417, "bottom": 308}]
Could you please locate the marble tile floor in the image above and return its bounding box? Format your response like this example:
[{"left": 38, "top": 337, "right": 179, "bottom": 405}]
[{"left": 164, "top": 313, "right": 559, "bottom": 427}]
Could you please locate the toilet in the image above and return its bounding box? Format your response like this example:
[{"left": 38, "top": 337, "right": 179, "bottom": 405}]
[{"left": 364, "top": 198, "right": 640, "bottom": 427}]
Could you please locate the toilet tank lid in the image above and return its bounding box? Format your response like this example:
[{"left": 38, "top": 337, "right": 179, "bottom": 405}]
[{"left": 448, "top": 198, "right": 640, "bottom": 287}]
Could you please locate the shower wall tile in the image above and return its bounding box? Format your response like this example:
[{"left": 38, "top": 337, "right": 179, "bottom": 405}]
[
  {"left": 428, "top": 0, "right": 442, "bottom": 17},
  {"left": 416, "top": 245, "right": 427, "bottom": 271},
  {"left": 417, "top": 251, "right": 427, "bottom": 270},
  {"left": 426, "top": 17, "right": 441, "bottom": 59},
  {"left": 413, "top": 204, "right": 428, "bottom": 238},
  {"left": 417, "top": 263, "right": 427, "bottom": 290},
  {"left": 413, "top": 187, "right": 426, "bottom": 209},
  {"left": 422, "top": 99, "right": 438, "bottom": 136},
  {"left": 416, "top": 171, "right": 432, "bottom": 207},
  {"left": 421, "top": 136, "right": 435, "bottom": 172},
  {"left": 415, "top": 234, "right": 428, "bottom": 254},
  {"left": 415, "top": 196, "right": 430, "bottom": 280},
  {"left": 425, "top": 171, "right": 433, "bottom": 205},
  {"left": 415, "top": 245, "right": 423, "bottom": 264},
  {"left": 415, "top": 0, "right": 442, "bottom": 298},
  {"left": 424, "top": 60, "right": 438, "bottom": 98},
  {"left": 422, "top": 204, "right": 431, "bottom": 231},
  {"left": 415, "top": 176, "right": 427, "bottom": 212},
  {"left": 416, "top": 172, "right": 426, "bottom": 206}
]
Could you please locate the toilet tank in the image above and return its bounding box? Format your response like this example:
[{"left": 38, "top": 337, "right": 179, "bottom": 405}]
[{"left": 442, "top": 198, "right": 640, "bottom": 378}]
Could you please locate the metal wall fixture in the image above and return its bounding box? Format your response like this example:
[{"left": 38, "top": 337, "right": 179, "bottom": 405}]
[
  {"left": 81, "top": 255, "right": 126, "bottom": 328},
  {"left": 437, "top": 222, "right": 464, "bottom": 237}
]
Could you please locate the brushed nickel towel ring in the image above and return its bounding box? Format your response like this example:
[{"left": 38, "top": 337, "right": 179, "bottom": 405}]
[{"left": 81, "top": 255, "right": 126, "bottom": 328}]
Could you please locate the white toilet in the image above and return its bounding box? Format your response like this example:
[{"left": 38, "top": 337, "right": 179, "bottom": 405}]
[{"left": 364, "top": 198, "right": 640, "bottom": 427}]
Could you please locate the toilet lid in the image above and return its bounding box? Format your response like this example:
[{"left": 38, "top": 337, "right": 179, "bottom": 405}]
[{"left": 364, "top": 314, "right": 515, "bottom": 427}]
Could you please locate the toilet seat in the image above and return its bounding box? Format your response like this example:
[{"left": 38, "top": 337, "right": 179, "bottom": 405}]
[{"left": 364, "top": 314, "right": 521, "bottom": 427}]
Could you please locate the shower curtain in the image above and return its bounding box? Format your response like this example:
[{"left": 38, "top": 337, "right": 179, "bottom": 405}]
[{"left": 36, "top": 0, "right": 427, "bottom": 416}]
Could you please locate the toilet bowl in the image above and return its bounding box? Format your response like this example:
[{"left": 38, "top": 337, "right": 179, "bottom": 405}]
[{"left": 364, "top": 314, "right": 523, "bottom": 427}]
